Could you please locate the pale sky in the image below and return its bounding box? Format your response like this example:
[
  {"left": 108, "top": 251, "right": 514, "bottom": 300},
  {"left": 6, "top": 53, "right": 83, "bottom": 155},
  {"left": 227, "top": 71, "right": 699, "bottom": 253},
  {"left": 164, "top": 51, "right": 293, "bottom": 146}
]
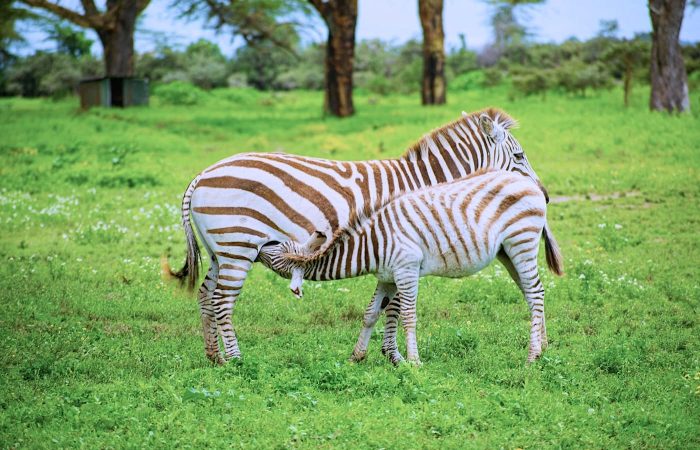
[{"left": 18, "top": 0, "right": 700, "bottom": 56}]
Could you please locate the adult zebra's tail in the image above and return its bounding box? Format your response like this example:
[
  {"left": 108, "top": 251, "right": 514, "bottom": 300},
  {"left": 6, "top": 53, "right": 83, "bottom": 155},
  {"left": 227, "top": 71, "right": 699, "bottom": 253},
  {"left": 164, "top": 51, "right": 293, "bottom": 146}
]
[
  {"left": 543, "top": 221, "right": 564, "bottom": 276},
  {"left": 168, "top": 175, "right": 202, "bottom": 291}
]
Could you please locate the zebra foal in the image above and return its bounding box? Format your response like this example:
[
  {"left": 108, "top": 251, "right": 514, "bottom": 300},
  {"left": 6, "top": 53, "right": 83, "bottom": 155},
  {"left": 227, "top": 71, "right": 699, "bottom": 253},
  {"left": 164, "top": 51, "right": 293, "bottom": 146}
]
[{"left": 262, "top": 170, "right": 563, "bottom": 365}]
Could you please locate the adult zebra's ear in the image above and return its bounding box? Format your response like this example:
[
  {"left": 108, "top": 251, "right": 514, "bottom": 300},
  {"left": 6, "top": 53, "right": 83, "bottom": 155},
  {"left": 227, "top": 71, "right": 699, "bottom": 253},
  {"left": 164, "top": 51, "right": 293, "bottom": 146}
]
[
  {"left": 289, "top": 267, "right": 305, "bottom": 299},
  {"left": 479, "top": 114, "right": 505, "bottom": 144},
  {"left": 302, "top": 231, "right": 327, "bottom": 254}
]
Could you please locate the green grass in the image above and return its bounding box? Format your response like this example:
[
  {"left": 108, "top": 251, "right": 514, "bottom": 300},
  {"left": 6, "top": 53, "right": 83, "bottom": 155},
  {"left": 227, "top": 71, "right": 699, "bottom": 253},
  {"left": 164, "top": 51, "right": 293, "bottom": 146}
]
[{"left": 1, "top": 85, "right": 699, "bottom": 448}]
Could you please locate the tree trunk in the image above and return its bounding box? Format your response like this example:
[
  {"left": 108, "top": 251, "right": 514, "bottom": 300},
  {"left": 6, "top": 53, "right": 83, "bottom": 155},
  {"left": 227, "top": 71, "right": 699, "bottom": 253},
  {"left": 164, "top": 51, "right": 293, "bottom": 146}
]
[
  {"left": 97, "top": 1, "right": 138, "bottom": 77},
  {"left": 648, "top": 0, "right": 690, "bottom": 112},
  {"left": 623, "top": 56, "right": 633, "bottom": 108},
  {"left": 310, "top": 0, "right": 357, "bottom": 117},
  {"left": 19, "top": 0, "right": 148, "bottom": 78},
  {"left": 419, "top": 0, "right": 446, "bottom": 105}
]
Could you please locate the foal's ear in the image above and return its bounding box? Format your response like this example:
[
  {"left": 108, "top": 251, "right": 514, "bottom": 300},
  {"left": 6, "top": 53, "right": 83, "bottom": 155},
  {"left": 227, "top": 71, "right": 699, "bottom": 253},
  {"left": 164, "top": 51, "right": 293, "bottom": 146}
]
[
  {"left": 479, "top": 114, "right": 495, "bottom": 137},
  {"left": 302, "top": 231, "right": 327, "bottom": 253},
  {"left": 479, "top": 113, "right": 505, "bottom": 143}
]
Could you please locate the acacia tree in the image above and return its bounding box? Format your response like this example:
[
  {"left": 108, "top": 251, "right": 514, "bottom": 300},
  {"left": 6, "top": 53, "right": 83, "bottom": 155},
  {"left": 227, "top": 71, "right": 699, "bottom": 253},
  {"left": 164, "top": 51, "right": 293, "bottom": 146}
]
[
  {"left": 309, "top": 0, "right": 357, "bottom": 117},
  {"left": 173, "top": 0, "right": 308, "bottom": 54},
  {"left": 648, "top": 0, "right": 690, "bottom": 112},
  {"left": 418, "top": 0, "right": 445, "bottom": 105},
  {"left": 19, "top": 0, "right": 150, "bottom": 77}
]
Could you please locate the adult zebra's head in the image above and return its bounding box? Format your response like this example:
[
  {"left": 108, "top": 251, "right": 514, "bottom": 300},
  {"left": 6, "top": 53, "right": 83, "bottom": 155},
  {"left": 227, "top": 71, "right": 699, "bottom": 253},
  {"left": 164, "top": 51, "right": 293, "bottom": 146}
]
[{"left": 473, "top": 110, "right": 549, "bottom": 203}]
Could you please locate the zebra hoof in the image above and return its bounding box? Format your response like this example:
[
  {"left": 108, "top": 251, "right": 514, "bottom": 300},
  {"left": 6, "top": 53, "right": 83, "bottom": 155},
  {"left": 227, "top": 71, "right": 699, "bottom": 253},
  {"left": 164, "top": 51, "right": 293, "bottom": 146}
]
[
  {"left": 407, "top": 358, "right": 422, "bottom": 367},
  {"left": 385, "top": 352, "right": 404, "bottom": 366},
  {"left": 349, "top": 350, "right": 367, "bottom": 362},
  {"left": 206, "top": 353, "right": 226, "bottom": 366},
  {"left": 526, "top": 350, "right": 543, "bottom": 363}
]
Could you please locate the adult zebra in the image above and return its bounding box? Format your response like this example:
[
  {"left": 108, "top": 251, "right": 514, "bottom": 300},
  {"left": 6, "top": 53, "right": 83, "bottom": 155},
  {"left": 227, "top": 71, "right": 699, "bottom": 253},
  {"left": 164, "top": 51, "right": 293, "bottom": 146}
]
[
  {"left": 169, "top": 108, "right": 549, "bottom": 363},
  {"left": 262, "top": 170, "right": 563, "bottom": 365}
]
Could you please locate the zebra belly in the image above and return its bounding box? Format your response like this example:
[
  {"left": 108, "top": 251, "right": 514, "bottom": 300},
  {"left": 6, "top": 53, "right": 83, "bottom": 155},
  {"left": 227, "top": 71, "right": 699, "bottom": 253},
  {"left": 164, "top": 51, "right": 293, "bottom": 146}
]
[{"left": 419, "top": 248, "right": 497, "bottom": 278}]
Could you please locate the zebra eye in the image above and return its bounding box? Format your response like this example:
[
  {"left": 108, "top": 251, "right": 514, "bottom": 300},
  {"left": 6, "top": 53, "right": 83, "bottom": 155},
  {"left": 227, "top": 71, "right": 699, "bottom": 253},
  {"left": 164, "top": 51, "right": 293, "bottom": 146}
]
[{"left": 513, "top": 152, "right": 524, "bottom": 160}]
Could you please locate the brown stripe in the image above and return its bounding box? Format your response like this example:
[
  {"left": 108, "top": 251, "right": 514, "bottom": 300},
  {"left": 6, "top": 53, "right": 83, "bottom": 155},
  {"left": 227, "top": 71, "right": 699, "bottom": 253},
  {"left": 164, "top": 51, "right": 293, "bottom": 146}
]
[
  {"left": 425, "top": 193, "right": 460, "bottom": 265},
  {"left": 496, "top": 209, "right": 545, "bottom": 236},
  {"left": 218, "top": 275, "right": 243, "bottom": 282},
  {"left": 370, "top": 220, "right": 379, "bottom": 266},
  {"left": 438, "top": 132, "right": 464, "bottom": 180},
  {"left": 212, "top": 159, "right": 340, "bottom": 230},
  {"left": 215, "top": 241, "right": 258, "bottom": 249},
  {"left": 442, "top": 194, "right": 472, "bottom": 265},
  {"left": 474, "top": 179, "right": 511, "bottom": 225},
  {"left": 261, "top": 153, "right": 356, "bottom": 221},
  {"left": 390, "top": 160, "right": 406, "bottom": 192},
  {"left": 446, "top": 129, "right": 473, "bottom": 176},
  {"left": 504, "top": 226, "right": 541, "bottom": 242},
  {"left": 458, "top": 177, "right": 495, "bottom": 260},
  {"left": 416, "top": 157, "right": 432, "bottom": 186},
  {"left": 197, "top": 176, "right": 314, "bottom": 233},
  {"left": 215, "top": 252, "right": 254, "bottom": 263},
  {"left": 207, "top": 226, "right": 267, "bottom": 237},
  {"left": 355, "top": 163, "right": 371, "bottom": 205},
  {"left": 487, "top": 190, "right": 539, "bottom": 230},
  {"left": 382, "top": 161, "right": 396, "bottom": 195},
  {"left": 343, "top": 235, "right": 355, "bottom": 278},
  {"left": 371, "top": 162, "right": 384, "bottom": 202},
  {"left": 398, "top": 161, "right": 417, "bottom": 191},
  {"left": 215, "top": 284, "right": 241, "bottom": 292},
  {"left": 194, "top": 207, "right": 289, "bottom": 237},
  {"left": 426, "top": 147, "right": 447, "bottom": 183},
  {"left": 411, "top": 196, "right": 447, "bottom": 266},
  {"left": 219, "top": 263, "right": 249, "bottom": 272},
  {"left": 398, "top": 200, "right": 431, "bottom": 253}
]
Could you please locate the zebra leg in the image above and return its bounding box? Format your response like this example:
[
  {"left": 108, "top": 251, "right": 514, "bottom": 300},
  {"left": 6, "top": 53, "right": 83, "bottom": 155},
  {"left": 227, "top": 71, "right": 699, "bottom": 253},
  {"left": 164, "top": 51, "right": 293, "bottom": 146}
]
[
  {"left": 498, "top": 249, "right": 548, "bottom": 350},
  {"left": 395, "top": 266, "right": 421, "bottom": 366},
  {"left": 501, "top": 245, "right": 545, "bottom": 362},
  {"left": 198, "top": 258, "right": 223, "bottom": 364},
  {"left": 380, "top": 295, "right": 404, "bottom": 364},
  {"left": 211, "top": 256, "right": 255, "bottom": 361},
  {"left": 350, "top": 282, "right": 397, "bottom": 362}
]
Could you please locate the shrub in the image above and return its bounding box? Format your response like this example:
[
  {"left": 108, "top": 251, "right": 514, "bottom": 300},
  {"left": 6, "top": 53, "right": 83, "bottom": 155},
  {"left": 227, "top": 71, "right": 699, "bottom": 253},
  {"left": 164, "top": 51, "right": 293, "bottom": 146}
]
[
  {"left": 481, "top": 67, "right": 503, "bottom": 87},
  {"left": 5, "top": 52, "right": 92, "bottom": 97},
  {"left": 510, "top": 68, "right": 551, "bottom": 98},
  {"left": 555, "top": 59, "right": 613, "bottom": 96},
  {"left": 154, "top": 81, "right": 206, "bottom": 105},
  {"left": 450, "top": 70, "right": 485, "bottom": 91}
]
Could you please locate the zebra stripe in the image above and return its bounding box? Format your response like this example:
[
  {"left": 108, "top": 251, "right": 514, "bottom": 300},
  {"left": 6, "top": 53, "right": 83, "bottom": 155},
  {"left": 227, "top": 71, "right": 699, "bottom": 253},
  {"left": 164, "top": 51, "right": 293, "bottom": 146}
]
[
  {"left": 169, "top": 108, "right": 549, "bottom": 364},
  {"left": 265, "top": 170, "right": 564, "bottom": 365}
]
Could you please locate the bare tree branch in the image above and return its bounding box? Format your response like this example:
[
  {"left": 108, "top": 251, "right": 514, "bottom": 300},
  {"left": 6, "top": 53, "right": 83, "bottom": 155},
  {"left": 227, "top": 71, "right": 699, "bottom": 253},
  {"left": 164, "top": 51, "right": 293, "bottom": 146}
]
[{"left": 20, "top": 0, "right": 105, "bottom": 28}]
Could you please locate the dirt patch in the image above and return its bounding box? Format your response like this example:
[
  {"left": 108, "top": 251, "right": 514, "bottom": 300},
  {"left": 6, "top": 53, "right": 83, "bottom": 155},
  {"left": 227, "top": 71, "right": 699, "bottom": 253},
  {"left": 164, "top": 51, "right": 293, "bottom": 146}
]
[{"left": 550, "top": 191, "right": 641, "bottom": 204}]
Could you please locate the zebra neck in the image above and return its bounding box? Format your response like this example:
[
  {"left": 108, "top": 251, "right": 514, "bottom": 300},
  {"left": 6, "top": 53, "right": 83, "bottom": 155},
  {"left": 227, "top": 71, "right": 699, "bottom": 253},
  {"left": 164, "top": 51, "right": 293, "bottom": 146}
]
[
  {"left": 306, "top": 227, "right": 371, "bottom": 281},
  {"left": 399, "top": 125, "right": 487, "bottom": 187}
]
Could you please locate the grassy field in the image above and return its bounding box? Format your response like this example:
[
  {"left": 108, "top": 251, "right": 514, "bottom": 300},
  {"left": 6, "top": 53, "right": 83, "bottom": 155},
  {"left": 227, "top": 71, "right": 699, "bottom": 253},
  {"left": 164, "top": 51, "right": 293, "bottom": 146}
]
[{"left": 1, "top": 85, "right": 699, "bottom": 448}]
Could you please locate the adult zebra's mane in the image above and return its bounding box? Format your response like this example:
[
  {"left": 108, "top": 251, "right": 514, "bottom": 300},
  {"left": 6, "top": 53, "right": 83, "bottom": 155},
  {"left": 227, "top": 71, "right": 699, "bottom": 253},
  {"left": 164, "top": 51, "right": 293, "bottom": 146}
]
[
  {"left": 402, "top": 107, "right": 518, "bottom": 162},
  {"left": 281, "top": 168, "right": 499, "bottom": 265}
]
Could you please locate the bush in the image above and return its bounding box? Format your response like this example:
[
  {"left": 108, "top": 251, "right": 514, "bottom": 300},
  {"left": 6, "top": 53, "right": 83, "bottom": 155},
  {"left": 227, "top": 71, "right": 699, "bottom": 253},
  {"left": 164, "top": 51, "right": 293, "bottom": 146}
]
[
  {"left": 4, "top": 52, "right": 99, "bottom": 97},
  {"left": 555, "top": 59, "right": 613, "bottom": 96},
  {"left": 481, "top": 67, "right": 503, "bottom": 87},
  {"left": 450, "top": 71, "right": 485, "bottom": 91},
  {"left": 154, "top": 81, "right": 206, "bottom": 105},
  {"left": 510, "top": 68, "right": 551, "bottom": 98}
]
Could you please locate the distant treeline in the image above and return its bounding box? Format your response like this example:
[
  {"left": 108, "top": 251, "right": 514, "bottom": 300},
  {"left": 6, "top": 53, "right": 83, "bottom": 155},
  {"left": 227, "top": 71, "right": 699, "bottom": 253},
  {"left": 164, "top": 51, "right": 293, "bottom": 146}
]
[{"left": 2, "top": 30, "right": 699, "bottom": 102}]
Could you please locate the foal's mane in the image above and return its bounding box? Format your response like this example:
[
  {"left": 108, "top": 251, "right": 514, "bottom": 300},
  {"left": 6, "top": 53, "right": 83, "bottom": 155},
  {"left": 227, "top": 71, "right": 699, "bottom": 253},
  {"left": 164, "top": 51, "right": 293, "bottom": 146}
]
[{"left": 402, "top": 107, "right": 518, "bottom": 162}]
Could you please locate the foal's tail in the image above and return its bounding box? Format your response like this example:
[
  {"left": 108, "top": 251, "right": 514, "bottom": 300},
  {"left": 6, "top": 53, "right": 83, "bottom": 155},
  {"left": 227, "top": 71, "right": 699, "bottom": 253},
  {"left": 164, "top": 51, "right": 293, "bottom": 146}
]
[
  {"left": 165, "top": 175, "right": 202, "bottom": 291},
  {"left": 543, "top": 221, "right": 564, "bottom": 276}
]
